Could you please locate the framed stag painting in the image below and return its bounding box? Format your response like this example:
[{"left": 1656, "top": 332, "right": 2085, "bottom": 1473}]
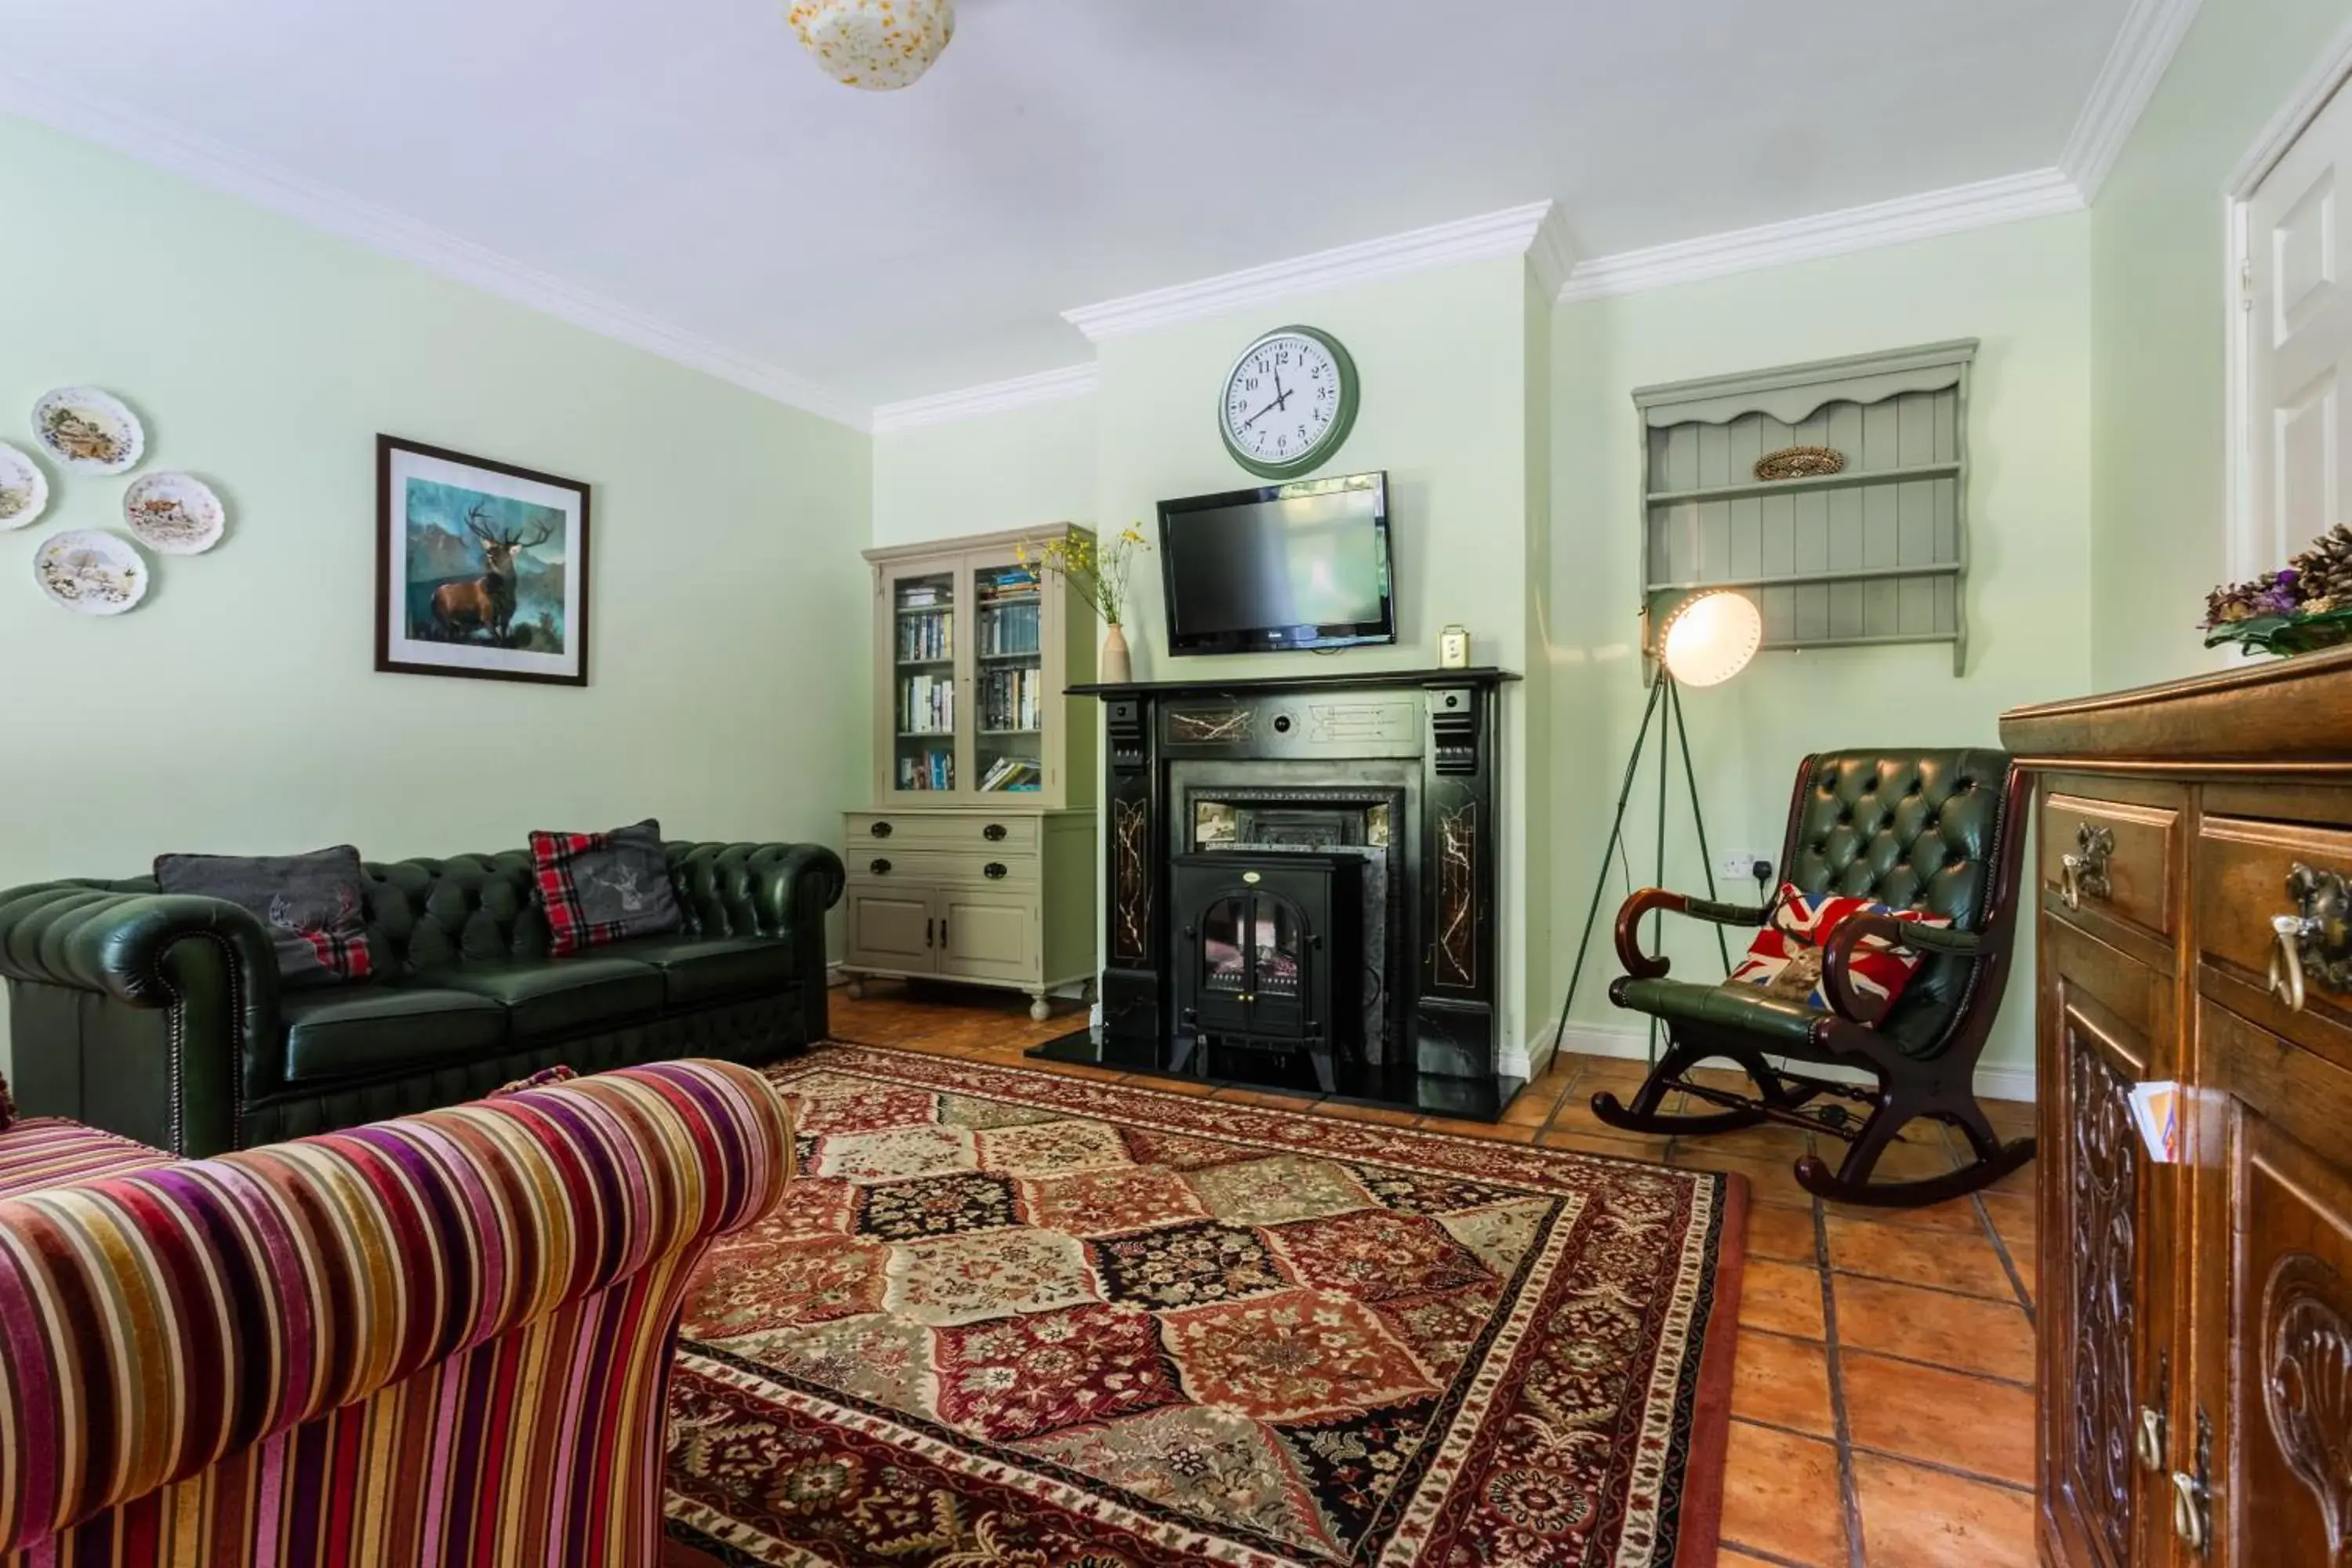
[{"left": 375, "top": 436, "right": 590, "bottom": 686}]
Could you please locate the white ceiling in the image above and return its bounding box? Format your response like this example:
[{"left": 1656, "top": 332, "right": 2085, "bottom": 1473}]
[{"left": 5, "top": 0, "right": 2143, "bottom": 416}]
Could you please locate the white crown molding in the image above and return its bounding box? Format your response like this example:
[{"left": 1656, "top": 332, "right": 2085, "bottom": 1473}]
[
  {"left": 1524, "top": 201, "right": 1578, "bottom": 303},
  {"left": 1556, "top": 169, "right": 2084, "bottom": 302},
  {"left": 871, "top": 363, "right": 1098, "bottom": 434},
  {"left": 1065, "top": 201, "right": 1559, "bottom": 341},
  {"left": 0, "top": 71, "right": 872, "bottom": 431},
  {"left": 2224, "top": 8, "right": 2352, "bottom": 196},
  {"left": 2060, "top": 0, "right": 2205, "bottom": 203}
]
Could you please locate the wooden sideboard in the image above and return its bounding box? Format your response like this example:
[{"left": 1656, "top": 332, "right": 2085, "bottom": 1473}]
[{"left": 2002, "top": 648, "right": 2352, "bottom": 1568}]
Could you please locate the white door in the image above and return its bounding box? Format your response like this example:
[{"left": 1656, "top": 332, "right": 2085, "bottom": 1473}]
[{"left": 2247, "top": 79, "right": 2352, "bottom": 572}]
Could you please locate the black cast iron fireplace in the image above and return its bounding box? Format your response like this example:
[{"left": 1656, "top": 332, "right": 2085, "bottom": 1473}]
[
  {"left": 1171, "top": 851, "right": 1365, "bottom": 1091},
  {"left": 1042, "top": 666, "right": 1522, "bottom": 1120}
]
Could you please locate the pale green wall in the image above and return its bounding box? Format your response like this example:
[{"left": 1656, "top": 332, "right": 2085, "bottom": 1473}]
[
  {"left": 2089, "top": 0, "right": 2352, "bottom": 689},
  {"left": 0, "top": 113, "right": 873, "bottom": 1076},
  {"left": 1551, "top": 212, "right": 2096, "bottom": 1083},
  {"left": 1094, "top": 256, "right": 1553, "bottom": 1068},
  {"left": 873, "top": 396, "right": 1097, "bottom": 546}
]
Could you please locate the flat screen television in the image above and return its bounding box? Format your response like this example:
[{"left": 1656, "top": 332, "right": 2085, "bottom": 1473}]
[{"left": 1156, "top": 471, "right": 1395, "bottom": 655}]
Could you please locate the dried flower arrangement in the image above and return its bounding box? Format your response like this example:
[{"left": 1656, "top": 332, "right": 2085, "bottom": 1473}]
[
  {"left": 1014, "top": 524, "right": 1149, "bottom": 627},
  {"left": 1754, "top": 445, "right": 1845, "bottom": 482},
  {"left": 2203, "top": 522, "right": 2352, "bottom": 656}
]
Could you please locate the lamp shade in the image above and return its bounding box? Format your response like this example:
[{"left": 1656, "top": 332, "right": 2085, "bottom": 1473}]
[
  {"left": 786, "top": 0, "right": 956, "bottom": 90},
  {"left": 1659, "top": 590, "right": 1762, "bottom": 687}
]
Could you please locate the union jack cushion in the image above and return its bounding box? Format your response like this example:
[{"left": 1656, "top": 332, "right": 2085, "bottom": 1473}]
[
  {"left": 1728, "top": 882, "right": 1950, "bottom": 1015},
  {"left": 529, "top": 818, "right": 683, "bottom": 957}
]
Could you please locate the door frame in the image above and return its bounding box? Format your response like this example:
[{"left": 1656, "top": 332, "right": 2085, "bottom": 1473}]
[{"left": 2223, "top": 16, "right": 2352, "bottom": 581}]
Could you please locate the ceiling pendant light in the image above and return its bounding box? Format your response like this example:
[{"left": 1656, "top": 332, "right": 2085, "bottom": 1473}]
[{"left": 786, "top": 0, "right": 956, "bottom": 91}]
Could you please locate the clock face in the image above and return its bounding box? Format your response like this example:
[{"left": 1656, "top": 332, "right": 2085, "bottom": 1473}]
[{"left": 1220, "top": 327, "right": 1357, "bottom": 479}]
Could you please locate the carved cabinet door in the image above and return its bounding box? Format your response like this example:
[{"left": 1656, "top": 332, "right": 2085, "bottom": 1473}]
[
  {"left": 2043, "top": 922, "right": 2180, "bottom": 1568},
  {"left": 2196, "top": 1001, "right": 2352, "bottom": 1568}
]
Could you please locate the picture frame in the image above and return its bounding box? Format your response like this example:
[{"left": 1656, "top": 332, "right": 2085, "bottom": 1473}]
[{"left": 375, "top": 435, "right": 590, "bottom": 686}]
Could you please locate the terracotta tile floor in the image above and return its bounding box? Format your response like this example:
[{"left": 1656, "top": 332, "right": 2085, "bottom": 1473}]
[{"left": 827, "top": 979, "right": 2042, "bottom": 1567}]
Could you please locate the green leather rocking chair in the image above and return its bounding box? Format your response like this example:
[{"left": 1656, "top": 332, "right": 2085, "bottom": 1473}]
[{"left": 1592, "top": 748, "right": 2038, "bottom": 1207}]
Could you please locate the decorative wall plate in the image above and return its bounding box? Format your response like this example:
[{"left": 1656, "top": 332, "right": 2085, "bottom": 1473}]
[
  {"left": 31, "top": 386, "right": 145, "bottom": 474},
  {"left": 123, "top": 470, "right": 225, "bottom": 554},
  {"left": 0, "top": 442, "right": 48, "bottom": 530},
  {"left": 33, "top": 529, "right": 147, "bottom": 615},
  {"left": 1753, "top": 445, "right": 1845, "bottom": 481}
]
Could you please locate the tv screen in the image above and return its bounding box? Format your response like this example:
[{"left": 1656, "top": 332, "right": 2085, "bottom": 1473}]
[{"left": 1157, "top": 472, "right": 1395, "bottom": 655}]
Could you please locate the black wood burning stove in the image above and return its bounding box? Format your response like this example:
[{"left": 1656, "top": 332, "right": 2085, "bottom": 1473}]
[{"left": 1171, "top": 851, "right": 1364, "bottom": 1092}]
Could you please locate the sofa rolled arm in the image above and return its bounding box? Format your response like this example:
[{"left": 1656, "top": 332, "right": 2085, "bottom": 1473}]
[
  {"left": 0, "top": 880, "right": 278, "bottom": 1011},
  {"left": 668, "top": 841, "right": 847, "bottom": 941},
  {"left": 1613, "top": 887, "right": 1769, "bottom": 980},
  {"left": 0, "top": 1058, "right": 793, "bottom": 1552},
  {"left": 1820, "top": 913, "right": 1985, "bottom": 1025}
]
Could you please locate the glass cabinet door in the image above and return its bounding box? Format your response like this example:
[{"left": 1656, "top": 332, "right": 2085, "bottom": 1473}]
[
  {"left": 966, "top": 551, "right": 1047, "bottom": 799},
  {"left": 886, "top": 564, "right": 960, "bottom": 797}
]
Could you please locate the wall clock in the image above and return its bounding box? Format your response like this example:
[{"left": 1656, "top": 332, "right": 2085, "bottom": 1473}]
[{"left": 1219, "top": 325, "right": 1359, "bottom": 480}]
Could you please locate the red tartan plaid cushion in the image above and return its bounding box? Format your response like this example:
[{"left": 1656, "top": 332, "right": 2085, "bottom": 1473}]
[
  {"left": 1728, "top": 882, "right": 1950, "bottom": 1015},
  {"left": 528, "top": 818, "right": 683, "bottom": 957}
]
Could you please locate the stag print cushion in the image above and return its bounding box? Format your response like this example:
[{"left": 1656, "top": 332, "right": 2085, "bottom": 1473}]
[
  {"left": 154, "top": 845, "right": 376, "bottom": 988},
  {"left": 529, "top": 818, "right": 683, "bottom": 956}
]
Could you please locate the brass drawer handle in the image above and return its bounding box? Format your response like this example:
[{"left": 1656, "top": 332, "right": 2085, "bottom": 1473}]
[
  {"left": 2170, "top": 1405, "right": 2212, "bottom": 1555},
  {"left": 2271, "top": 862, "right": 2352, "bottom": 1013},
  {"left": 983, "top": 822, "right": 1008, "bottom": 842},
  {"left": 984, "top": 862, "right": 1008, "bottom": 880},
  {"left": 2058, "top": 822, "right": 2114, "bottom": 912},
  {"left": 2136, "top": 1406, "right": 2165, "bottom": 1472},
  {"left": 869, "top": 858, "right": 892, "bottom": 877}
]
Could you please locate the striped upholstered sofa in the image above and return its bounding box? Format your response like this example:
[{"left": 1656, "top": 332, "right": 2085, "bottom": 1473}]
[{"left": 0, "top": 1058, "right": 793, "bottom": 1566}]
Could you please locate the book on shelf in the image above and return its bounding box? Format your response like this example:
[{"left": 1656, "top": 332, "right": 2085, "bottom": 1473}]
[
  {"left": 900, "top": 672, "right": 954, "bottom": 734},
  {"left": 895, "top": 747, "right": 953, "bottom": 791},
  {"left": 897, "top": 607, "right": 951, "bottom": 662},
  {"left": 978, "top": 756, "right": 1041, "bottom": 793},
  {"left": 978, "top": 599, "right": 1040, "bottom": 658}
]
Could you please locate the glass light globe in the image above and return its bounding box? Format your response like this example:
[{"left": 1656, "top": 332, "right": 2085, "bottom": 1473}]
[
  {"left": 786, "top": 0, "right": 956, "bottom": 91},
  {"left": 1660, "top": 590, "right": 1762, "bottom": 687}
]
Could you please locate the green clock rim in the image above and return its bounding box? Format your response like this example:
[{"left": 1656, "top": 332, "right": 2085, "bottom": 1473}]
[{"left": 1218, "top": 325, "right": 1359, "bottom": 481}]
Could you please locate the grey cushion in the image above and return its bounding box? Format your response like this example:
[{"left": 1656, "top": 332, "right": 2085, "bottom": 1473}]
[{"left": 157, "top": 845, "right": 374, "bottom": 988}]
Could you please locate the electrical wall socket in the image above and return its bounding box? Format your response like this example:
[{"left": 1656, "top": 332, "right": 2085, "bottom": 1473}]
[{"left": 1721, "top": 850, "right": 1776, "bottom": 884}]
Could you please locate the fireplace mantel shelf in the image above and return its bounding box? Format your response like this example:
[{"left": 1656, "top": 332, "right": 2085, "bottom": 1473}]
[{"left": 1069, "top": 666, "right": 1519, "bottom": 699}]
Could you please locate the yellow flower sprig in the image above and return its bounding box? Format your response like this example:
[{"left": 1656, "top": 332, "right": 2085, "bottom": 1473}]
[{"left": 1015, "top": 524, "right": 1149, "bottom": 628}]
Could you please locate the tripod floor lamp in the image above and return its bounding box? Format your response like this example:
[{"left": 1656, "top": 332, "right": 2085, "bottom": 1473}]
[{"left": 1551, "top": 590, "right": 1765, "bottom": 1063}]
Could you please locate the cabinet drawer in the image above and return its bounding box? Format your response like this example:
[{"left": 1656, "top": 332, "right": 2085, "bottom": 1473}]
[
  {"left": 2198, "top": 816, "right": 2352, "bottom": 1056},
  {"left": 848, "top": 812, "right": 1040, "bottom": 851},
  {"left": 2041, "top": 792, "right": 2178, "bottom": 942},
  {"left": 848, "top": 849, "right": 1039, "bottom": 887}
]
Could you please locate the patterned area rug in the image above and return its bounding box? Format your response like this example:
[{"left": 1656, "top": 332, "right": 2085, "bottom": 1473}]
[{"left": 661, "top": 1046, "right": 1746, "bottom": 1567}]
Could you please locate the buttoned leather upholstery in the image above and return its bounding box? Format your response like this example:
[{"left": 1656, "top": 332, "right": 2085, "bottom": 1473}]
[
  {"left": 0, "top": 839, "right": 844, "bottom": 1156},
  {"left": 1614, "top": 749, "right": 2015, "bottom": 1058}
]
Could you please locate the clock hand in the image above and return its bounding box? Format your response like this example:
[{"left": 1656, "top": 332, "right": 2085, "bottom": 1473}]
[{"left": 1240, "top": 386, "right": 1298, "bottom": 430}]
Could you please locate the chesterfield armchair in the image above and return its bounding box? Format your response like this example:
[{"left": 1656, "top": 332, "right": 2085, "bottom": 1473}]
[{"left": 1594, "top": 748, "right": 2037, "bottom": 1206}]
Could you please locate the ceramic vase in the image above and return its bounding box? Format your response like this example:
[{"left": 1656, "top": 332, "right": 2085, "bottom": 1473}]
[{"left": 1101, "top": 622, "right": 1133, "bottom": 684}]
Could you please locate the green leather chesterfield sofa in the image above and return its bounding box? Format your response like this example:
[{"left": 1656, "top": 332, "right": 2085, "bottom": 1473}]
[{"left": 0, "top": 840, "right": 844, "bottom": 1156}]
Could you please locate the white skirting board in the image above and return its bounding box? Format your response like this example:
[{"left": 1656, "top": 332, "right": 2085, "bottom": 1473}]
[{"left": 1537, "top": 1021, "right": 2038, "bottom": 1105}]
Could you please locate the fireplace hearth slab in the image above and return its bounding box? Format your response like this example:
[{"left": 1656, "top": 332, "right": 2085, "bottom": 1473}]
[{"left": 1023, "top": 1029, "right": 1526, "bottom": 1122}]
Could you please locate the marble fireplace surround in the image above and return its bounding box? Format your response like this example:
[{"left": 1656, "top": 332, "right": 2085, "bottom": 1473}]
[{"left": 1061, "top": 666, "right": 1519, "bottom": 1119}]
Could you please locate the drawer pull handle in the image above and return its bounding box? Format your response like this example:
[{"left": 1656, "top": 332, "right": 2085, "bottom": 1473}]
[
  {"left": 2169, "top": 1405, "right": 2213, "bottom": 1555},
  {"left": 983, "top": 823, "right": 1008, "bottom": 841},
  {"left": 869, "top": 858, "right": 892, "bottom": 877},
  {"left": 2136, "top": 1406, "right": 2166, "bottom": 1473},
  {"left": 2271, "top": 861, "right": 2352, "bottom": 1013},
  {"left": 2058, "top": 822, "right": 2114, "bottom": 912},
  {"left": 985, "top": 862, "right": 1008, "bottom": 880},
  {"left": 870, "top": 822, "right": 893, "bottom": 839}
]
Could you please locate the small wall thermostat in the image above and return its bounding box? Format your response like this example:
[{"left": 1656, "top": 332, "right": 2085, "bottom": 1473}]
[{"left": 1438, "top": 625, "right": 1471, "bottom": 669}]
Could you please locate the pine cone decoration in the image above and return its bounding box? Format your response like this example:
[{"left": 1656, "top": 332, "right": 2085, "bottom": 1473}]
[{"left": 2292, "top": 523, "right": 2352, "bottom": 603}]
